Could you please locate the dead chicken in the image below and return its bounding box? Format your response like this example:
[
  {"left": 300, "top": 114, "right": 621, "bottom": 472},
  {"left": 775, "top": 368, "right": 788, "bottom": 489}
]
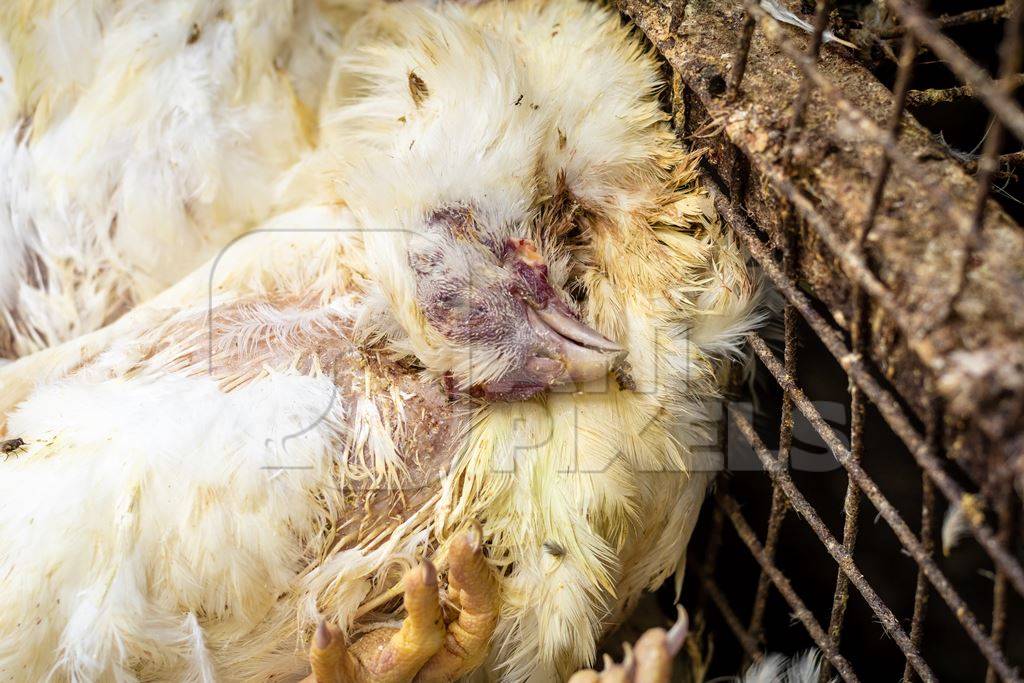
[{"left": 0, "top": 0, "right": 758, "bottom": 680}]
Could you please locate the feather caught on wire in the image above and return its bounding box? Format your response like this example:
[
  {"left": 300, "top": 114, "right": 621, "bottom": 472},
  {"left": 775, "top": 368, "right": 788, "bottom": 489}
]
[{"left": 759, "top": 0, "right": 858, "bottom": 49}]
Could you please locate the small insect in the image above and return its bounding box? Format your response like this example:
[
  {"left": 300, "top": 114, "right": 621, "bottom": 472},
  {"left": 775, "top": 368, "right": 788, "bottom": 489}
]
[
  {"left": 542, "top": 540, "right": 565, "bottom": 557},
  {"left": 614, "top": 360, "right": 637, "bottom": 392},
  {"left": 1, "top": 437, "right": 25, "bottom": 456}
]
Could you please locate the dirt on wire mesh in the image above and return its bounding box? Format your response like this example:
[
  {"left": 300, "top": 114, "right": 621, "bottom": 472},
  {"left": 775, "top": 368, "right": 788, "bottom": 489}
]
[{"left": 618, "top": 0, "right": 1024, "bottom": 496}]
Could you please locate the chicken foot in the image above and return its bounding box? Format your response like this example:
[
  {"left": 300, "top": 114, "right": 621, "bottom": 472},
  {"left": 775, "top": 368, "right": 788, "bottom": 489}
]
[
  {"left": 304, "top": 523, "right": 498, "bottom": 683},
  {"left": 567, "top": 608, "right": 689, "bottom": 683}
]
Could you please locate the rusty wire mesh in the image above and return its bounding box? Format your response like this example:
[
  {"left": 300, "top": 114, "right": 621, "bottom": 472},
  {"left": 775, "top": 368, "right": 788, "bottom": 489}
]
[{"left": 619, "top": 0, "right": 1024, "bottom": 681}]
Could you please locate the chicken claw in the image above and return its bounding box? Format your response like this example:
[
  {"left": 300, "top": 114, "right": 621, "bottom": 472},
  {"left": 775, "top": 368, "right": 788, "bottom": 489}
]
[
  {"left": 305, "top": 524, "right": 499, "bottom": 683},
  {"left": 415, "top": 522, "right": 499, "bottom": 682},
  {"left": 568, "top": 607, "right": 689, "bottom": 683},
  {"left": 307, "top": 561, "right": 445, "bottom": 683}
]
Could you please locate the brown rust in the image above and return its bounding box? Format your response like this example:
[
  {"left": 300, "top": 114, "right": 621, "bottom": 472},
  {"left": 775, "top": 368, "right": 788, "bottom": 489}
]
[
  {"left": 728, "top": 402, "right": 936, "bottom": 682},
  {"left": 742, "top": 333, "right": 1018, "bottom": 682},
  {"left": 710, "top": 179, "right": 1024, "bottom": 606},
  {"left": 886, "top": 0, "right": 1024, "bottom": 155},
  {"left": 714, "top": 487, "right": 861, "bottom": 682},
  {"left": 618, "top": 0, "right": 1024, "bottom": 491},
  {"left": 902, "top": 400, "right": 939, "bottom": 683},
  {"left": 907, "top": 73, "right": 1024, "bottom": 107},
  {"left": 879, "top": 3, "right": 1011, "bottom": 37}
]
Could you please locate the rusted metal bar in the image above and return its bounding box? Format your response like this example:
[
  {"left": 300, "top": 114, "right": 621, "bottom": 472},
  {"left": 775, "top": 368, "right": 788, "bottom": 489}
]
[
  {"left": 742, "top": 0, "right": 993, "bottom": 326},
  {"left": 642, "top": 0, "right": 1024, "bottom": 672},
  {"left": 785, "top": 0, "right": 832, "bottom": 143},
  {"left": 932, "top": 3, "right": 1009, "bottom": 28},
  {"left": 743, "top": 1, "right": 1024, "bottom": 355},
  {"left": 965, "top": 150, "right": 1024, "bottom": 173},
  {"left": 728, "top": 407, "right": 934, "bottom": 681},
  {"left": 986, "top": 489, "right": 1016, "bottom": 683},
  {"left": 755, "top": 159, "right": 920, "bottom": 349},
  {"left": 907, "top": 73, "right": 1024, "bottom": 107},
  {"left": 902, "top": 472, "right": 936, "bottom": 683},
  {"left": 715, "top": 489, "right": 860, "bottom": 683},
  {"left": 728, "top": 10, "right": 756, "bottom": 101},
  {"left": 747, "top": 477, "right": 786, "bottom": 650},
  {"left": 823, "top": 17, "right": 898, "bottom": 655},
  {"left": 745, "top": 332, "right": 1019, "bottom": 682},
  {"left": 951, "top": 0, "right": 1024, "bottom": 309},
  {"left": 625, "top": 0, "right": 1024, "bottom": 493},
  {"left": 860, "top": 28, "right": 918, "bottom": 244},
  {"left": 740, "top": 0, "right": 960, "bottom": 349},
  {"left": 748, "top": 182, "right": 801, "bottom": 649},
  {"left": 886, "top": 0, "right": 1024, "bottom": 143},
  {"left": 743, "top": 0, "right": 1008, "bottom": 266},
  {"left": 739, "top": 0, "right": 942, "bottom": 179},
  {"left": 746, "top": 0, "right": 808, "bottom": 618},
  {"left": 882, "top": 3, "right": 1010, "bottom": 37},
  {"left": 820, "top": 294, "right": 867, "bottom": 683},
  {"left": 902, "top": 399, "right": 940, "bottom": 683},
  {"left": 707, "top": 180, "right": 1024, "bottom": 603},
  {"left": 692, "top": 563, "right": 763, "bottom": 662},
  {"left": 838, "top": 33, "right": 902, "bottom": 663},
  {"left": 747, "top": 295, "right": 798, "bottom": 648}
]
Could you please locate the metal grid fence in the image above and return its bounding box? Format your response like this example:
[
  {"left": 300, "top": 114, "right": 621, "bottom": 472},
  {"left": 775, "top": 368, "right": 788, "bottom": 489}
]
[{"left": 620, "top": 1, "right": 1024, "bottom": 681}]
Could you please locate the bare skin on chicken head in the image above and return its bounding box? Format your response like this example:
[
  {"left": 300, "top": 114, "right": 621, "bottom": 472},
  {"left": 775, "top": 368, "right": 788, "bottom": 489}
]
[{"left": 410, "top": 205, "right": 625, "bottom": 401}]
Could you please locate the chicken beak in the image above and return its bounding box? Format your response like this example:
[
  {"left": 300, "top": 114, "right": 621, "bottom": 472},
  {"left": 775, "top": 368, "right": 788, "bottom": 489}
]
[
  {"left": 534, "top": 304, "right": 624, "bottom": 353},
  {"left": 527, "top": 304, "right": 626, "bottom": 384},
  {"left": 469, "top": 237, "right": 627, "bottom": 401}
]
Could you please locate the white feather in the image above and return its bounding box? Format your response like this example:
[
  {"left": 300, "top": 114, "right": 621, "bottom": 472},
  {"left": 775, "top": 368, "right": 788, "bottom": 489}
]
[
  {"left": 741, "top": 650, "right": 834, "bottom": 683},
  {"left": 942, "top": 498, "right": 972, "bottom": 556},
  {"left": 742, "top": 653, "right": 788, "bottom": 683},
  {"left": 758, "top": 0, "right": 858, "bottom": 49},
  {"left": 0, "top": 0, "right": 343, "bottom": 358},
  {"left": 181, "top": 613, "right": 216, "bottom": 683}
]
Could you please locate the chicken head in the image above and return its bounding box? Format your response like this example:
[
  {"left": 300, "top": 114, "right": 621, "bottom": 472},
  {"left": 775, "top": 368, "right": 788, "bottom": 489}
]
[{"left": 409, "top": 205, "right": 624, "bottom": 400}]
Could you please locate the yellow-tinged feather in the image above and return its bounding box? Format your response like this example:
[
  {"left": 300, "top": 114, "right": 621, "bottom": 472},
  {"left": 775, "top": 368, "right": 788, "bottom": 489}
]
[{"left": 0, "top": 1, "right": 759, "bottom": 681}]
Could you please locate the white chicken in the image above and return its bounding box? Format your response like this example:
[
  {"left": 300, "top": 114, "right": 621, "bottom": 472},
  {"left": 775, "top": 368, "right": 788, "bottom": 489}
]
[
  {"left": 0, "top": 0, "right": 350, "bottom": 359},
  {"left": 0, "top": 0, "right": 759, "bottom": 681}
]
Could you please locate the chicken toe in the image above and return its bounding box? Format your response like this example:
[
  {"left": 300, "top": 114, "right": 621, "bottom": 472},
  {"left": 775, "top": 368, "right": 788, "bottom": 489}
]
[
  {"left": 567, "top": 607, "right": 689, "bottom": 683},
  {"left": 415, "top": 523, "right": 500, "bottom": 682},
  {"left": 306, "top": 562, "right": 446, "bottom": 683},
  {"left": 305, "top": 524, "right": 499, "bottom": 683}
]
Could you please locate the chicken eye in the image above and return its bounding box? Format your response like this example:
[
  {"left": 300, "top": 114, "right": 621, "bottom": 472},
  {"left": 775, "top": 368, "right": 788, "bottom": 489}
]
[{"left": 433, "top": 289, "right": 474, "bottom": 312}]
